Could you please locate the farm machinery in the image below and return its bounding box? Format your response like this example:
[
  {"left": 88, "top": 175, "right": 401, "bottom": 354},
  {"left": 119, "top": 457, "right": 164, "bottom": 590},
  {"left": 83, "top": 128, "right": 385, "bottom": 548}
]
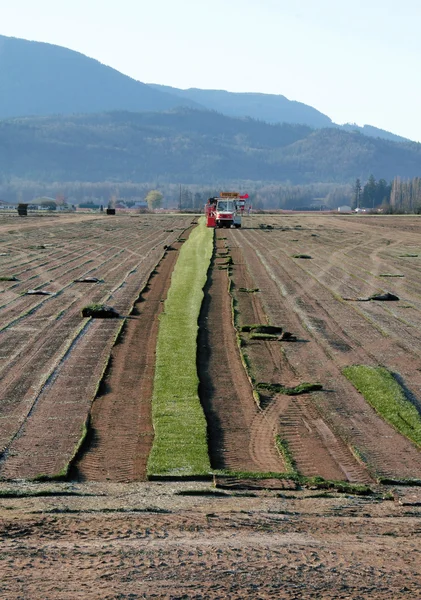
[{"left": 205, "top": 192, "right": 248, "bottom": 228}]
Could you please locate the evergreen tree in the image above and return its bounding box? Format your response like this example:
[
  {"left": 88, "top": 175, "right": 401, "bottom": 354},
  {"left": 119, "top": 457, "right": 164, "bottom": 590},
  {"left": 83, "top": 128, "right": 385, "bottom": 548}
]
[
  {"left": 375, "top": 178, "right": 390, "bottom": 206},
  {"left": 352, "top": 178, "right": 362, "bottom": 209},
  {"left": 363, "top": 174, "right": 377, "bottom": 209}
]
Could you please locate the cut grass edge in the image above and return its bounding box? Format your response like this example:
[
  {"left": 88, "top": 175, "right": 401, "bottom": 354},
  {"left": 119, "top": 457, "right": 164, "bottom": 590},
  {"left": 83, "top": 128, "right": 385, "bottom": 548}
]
[{"left": 343, "top": 365, "right": 421, "bottom": 450}]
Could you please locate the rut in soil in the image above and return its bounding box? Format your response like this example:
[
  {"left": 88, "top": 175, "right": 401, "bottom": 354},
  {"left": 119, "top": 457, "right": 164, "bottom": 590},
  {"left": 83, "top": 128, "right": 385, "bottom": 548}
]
[{"left": 197, "top": 234, "right": 285, "bottom": 473}]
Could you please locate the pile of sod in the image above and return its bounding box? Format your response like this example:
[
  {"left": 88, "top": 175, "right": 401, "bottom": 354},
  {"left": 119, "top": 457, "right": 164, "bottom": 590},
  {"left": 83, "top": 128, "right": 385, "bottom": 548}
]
[
  {"left": 147, "top": 218, "right": 213, "bottom": 477},
  {"left": 343, "top": 366, "right": 421, "bottom": 448}
]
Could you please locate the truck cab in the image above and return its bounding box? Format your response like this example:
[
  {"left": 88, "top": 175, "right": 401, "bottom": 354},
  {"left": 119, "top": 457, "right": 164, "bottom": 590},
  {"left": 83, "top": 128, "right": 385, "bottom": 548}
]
[{"left": 215, "top": 199, "right": 242, "bottom": 228}]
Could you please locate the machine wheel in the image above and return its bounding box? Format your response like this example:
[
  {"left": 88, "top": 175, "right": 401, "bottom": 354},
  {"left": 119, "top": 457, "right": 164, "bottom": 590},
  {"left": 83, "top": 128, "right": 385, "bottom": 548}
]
[{"left": 235, "top": 224, "right": 242, "bottom": 228}]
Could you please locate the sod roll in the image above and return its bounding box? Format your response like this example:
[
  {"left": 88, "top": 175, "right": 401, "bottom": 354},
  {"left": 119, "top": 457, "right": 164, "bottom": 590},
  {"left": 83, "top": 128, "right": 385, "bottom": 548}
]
[{"left": 147, "top": 218, "right": 213, "bottom": 476}]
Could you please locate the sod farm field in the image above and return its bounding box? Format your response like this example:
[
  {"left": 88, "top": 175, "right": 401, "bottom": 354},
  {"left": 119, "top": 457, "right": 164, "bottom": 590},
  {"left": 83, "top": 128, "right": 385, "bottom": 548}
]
[{"left": 1, "top": 211, "right": 421, "bottom": 598}]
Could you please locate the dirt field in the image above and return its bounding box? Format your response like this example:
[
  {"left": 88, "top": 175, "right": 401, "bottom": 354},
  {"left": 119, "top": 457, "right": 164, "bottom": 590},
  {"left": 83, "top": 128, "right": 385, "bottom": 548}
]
[
  {"left": 230, "top": 214, "right": 421, "bottom": 482},
  {"left": 1, "top": 212, "right": 421, "bottom": 598},
  {"left": 1, "top": 481, "right": 420, "bottom": 598},
  {"left": 0, "top": 213, "right": 193, "bottom": 479}
]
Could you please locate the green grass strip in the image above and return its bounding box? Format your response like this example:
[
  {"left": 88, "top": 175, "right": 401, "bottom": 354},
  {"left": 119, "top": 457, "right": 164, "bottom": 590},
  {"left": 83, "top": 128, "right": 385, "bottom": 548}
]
[
  {"left": 147, "top": 218, "right": 213, "bottom": 476},
  {"left": 343, "top": 366, "right": 421, "bottom": 448},
  {"left": 275, "top": 435, "right": 299, "bottom": 476}
]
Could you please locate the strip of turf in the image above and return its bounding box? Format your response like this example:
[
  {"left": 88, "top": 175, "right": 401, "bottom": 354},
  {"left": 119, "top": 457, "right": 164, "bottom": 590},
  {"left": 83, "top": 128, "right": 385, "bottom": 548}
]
[
  {"left": 147, "top": 218, "right": 213, "bottom": 476},
  {"left": 343, "top": 366, "right": 421, "bottom": 448}
]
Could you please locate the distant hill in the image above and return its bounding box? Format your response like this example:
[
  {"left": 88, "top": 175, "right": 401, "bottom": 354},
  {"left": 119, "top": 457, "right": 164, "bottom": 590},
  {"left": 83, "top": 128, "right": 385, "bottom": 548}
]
[
  {"left": 150, "top": 85, "right": 411, "bottom": 143},
  {"left": 148, "top": 84, "right": 332, "bottom": 129},
  {"left": 0, "top": 35, "right": 412, "bottom": 144},
  {"left": 1, "top": 109, "right": 420, "bottom": 184},
  {"left": 341, "top": 123, "right": 409, "bottom": 143},
  {"left": 0, "top": 35, "right": 202, "bottom": 118}
]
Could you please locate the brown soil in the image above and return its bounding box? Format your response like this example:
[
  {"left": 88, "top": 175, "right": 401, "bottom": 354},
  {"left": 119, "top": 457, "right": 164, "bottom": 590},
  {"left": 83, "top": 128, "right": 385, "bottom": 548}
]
[
  {"left": 0, "top": 215, "right": 194, "bottom": 479},
  {"left": 235, "top": 215, "right": 421, "bottom": 481},
  {"left": 1, "top": 481, "right": 421, "bottom": 599},
  {"left": 2, "top": 215, "right": 421, "bottom": 598},
  {"left": 73, "top": 237, "right": 189, "bottom": 482},
  {"left": 226, "top": 229, "right": 372, "bottom": 483},
  {"left": 197, "top": 234, "right": 284, "bottom": 473}
]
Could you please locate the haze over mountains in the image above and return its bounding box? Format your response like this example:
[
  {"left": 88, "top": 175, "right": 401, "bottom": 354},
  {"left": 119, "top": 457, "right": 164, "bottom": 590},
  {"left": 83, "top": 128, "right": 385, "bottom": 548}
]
[
  {"left": 0, "top": 34, "right": 408, "bottom": 141},
  {"left": 0, "top": 34, "right": 419, "bottom": 186}
]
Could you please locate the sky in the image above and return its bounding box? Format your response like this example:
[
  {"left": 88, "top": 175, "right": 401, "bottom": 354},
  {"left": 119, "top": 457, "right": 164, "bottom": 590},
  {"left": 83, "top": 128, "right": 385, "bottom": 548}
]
[{"left": 2, "top": 0, "right": 421, "bottom": 141}]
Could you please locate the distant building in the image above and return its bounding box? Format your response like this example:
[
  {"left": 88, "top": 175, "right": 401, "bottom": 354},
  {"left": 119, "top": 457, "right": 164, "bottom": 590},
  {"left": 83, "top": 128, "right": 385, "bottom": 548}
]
[{"left": 338, "top": 205, "right": 352, "bottom": 212}]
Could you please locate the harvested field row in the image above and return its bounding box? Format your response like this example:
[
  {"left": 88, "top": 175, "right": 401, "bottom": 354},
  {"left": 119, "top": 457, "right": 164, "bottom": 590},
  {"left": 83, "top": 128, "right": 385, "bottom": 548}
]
[
  {"left": 197, "top": 233, "right": 285, "bottom": 475},
  {"left": 233, "top": 215, "right": 421, "bottom": 481},
  {"left": 73, "top": 231, "right": 194, "bottom": 482},
  {"left": 225, "top": 230, "right": 371, "bottom": 483},
  {"left": 0, "top": 214, "right": 194, "bottom": 480}
]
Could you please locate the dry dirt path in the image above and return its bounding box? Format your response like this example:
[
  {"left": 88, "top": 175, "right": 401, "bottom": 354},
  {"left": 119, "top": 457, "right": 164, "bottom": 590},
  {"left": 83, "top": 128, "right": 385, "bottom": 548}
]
[
  {"left": 235, "top": 215, "right": 421, "bottom": 481},
  {"left": 1, "top": 481, "right": 420, "bottom": 599}
]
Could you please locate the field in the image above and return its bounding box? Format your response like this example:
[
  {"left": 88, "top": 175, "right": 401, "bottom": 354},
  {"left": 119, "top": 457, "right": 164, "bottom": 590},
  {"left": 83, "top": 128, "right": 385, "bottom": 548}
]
[{"left": 1, "top": 212, "right": 421, "bottom": 598}]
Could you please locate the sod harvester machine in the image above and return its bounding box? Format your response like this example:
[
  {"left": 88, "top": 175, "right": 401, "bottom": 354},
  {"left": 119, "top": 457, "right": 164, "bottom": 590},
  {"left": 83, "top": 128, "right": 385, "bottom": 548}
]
[{"left": 205, "top": 192, "right": 248, "bottom": 228}]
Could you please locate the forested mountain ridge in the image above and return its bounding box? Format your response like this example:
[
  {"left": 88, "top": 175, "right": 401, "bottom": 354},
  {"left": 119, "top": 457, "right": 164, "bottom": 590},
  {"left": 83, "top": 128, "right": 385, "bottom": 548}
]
[
  {"left": 150, "top": 85, "right": 409, "bottom": 143},
  {"left": 0, "top": 34, "right": 411, "bottom": 143},
  {"left": 0, "top": 109, "right": 420, "bottom": 185},
  {"left": 0, "top": 35, "right": 202, "bottom": 118},
  {"left": 148, "top": 84, "right": 332, "bottom": 129}
]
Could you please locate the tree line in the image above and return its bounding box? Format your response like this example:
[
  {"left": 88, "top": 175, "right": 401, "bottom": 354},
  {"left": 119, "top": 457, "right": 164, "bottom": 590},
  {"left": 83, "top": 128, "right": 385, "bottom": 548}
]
[
  {"left": 352, "top": 175, "right": 392, "bottom": 210},
  {"left": 352, "top": 175, "right": 421, "bottom": 213}
]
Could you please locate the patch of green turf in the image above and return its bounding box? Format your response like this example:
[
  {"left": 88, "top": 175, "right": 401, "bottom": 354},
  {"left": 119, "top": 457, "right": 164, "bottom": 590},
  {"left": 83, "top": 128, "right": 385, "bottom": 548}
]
[
  {"left": 219, "top": 256, "right": 233, "bottom": 266},
  {"left": 81, "top": 304, "right": 119, "bottom": 318},
  {"left": 275, "top": 436, "right": 299, "bottom": 476},
  {"left": 240, "top": 324, "right": 283, "bottom": 334},
  {"left": 303, "top": 477, "right": 373, "bottom": 495},
  {"left": 292, "top": 254, "right": 312, "bottom": 259},
  {"left": 257, "top": 382, "right": 323, "bottom": 395},
  {"left": 147, "top": 218, "right": 213, "bottom": 477},
  {"left": 379, "top": 274, "right": 404, "bottom": 278},
  {"left": 0, "top": 276, "right": 18, "bottom": 281},
  {"left": 343, "top": 366, "right": 421, "bottom": 448},
  {"left": 250, "top": 333, "right": 280, "bottom": 340},
  {"left": 399, "top": 253, "right": 418, "bottom": 257}
]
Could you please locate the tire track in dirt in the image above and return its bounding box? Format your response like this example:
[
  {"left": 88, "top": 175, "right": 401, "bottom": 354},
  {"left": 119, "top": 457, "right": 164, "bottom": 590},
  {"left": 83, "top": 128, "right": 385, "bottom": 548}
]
[
  {"left": 226, "top": 230, "right": 371, "bottom": 483},
  {"left": 72, "top": 237, "right": 190, "bottom": 482},
  {"left": 237, "top": 220, "right": 421, "bottom": 481},
  {"left": 197, "top": 234, "right": 284, "bottom": 474}
]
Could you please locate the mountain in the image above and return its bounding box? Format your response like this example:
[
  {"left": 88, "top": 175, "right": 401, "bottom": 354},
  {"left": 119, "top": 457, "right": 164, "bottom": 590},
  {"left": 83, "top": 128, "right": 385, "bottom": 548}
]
[
  {"left": 150, "top": 85, "right": 411, "bottom": 143},
  {"left": 0, "top": 109, "right": 419, "bottom": 185},
  {"left": 340, "top": 123, "right": 409, "bottom": 143},
  {"left": 148, "top": 84, "right": 332, "bottom": 129},
  {"left": 0, "top": 35, "right": 410, "bottom": 144},
  {"left": 0, "top": 35, "right": 203, "bottom": 118}
]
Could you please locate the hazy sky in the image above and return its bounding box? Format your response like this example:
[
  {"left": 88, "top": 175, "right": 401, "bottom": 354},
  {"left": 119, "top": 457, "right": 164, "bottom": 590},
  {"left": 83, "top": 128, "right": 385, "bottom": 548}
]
[{"left": 2, "top": 0, "right": 421, "bottom": 141}]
